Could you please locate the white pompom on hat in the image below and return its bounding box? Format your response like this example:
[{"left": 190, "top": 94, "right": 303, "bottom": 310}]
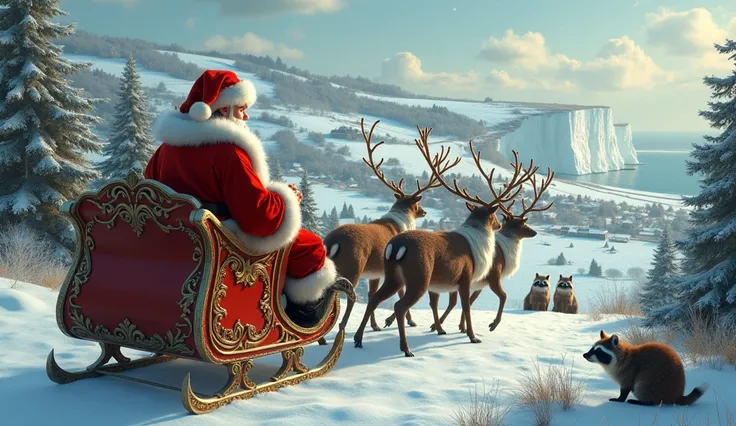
[{"left": 178, "top": 70, "right": 257, "bottom": 121}]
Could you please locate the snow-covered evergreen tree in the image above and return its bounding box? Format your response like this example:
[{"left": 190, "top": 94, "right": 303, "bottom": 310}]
[
  {"left": 326, "top": 207, "right": 340, "bottom": 233},
  {"left": 299, "top": 170, "right": 321, "bottom": 235},
  {"left": 347, "top": 204, "right": 355, "bottom": 218},
  {"left": 269, "top": 156, "right": 285, "bottom": 182},
  {"left": 648, "top": 39, "right": 736, "bottom": 327},
  {"left": 320, "top": 210, "right": 328, "bottom": 224},
  {"left": 640, "top": 226, "right": 679, "bottom": 317},
  {"left": 0, "top": 0, "right": 102, "bottom": 259},
  {"left": 97, "top": 55, "right": 155, "bottom": 180},
  {"left": 340, "top": 202, "right": 349, "bottom": 218}
]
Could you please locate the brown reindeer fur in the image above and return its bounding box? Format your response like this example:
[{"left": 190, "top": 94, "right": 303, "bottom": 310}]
[
  {"left": 552, "top": 275, "right": 578, "bottom": 314},
  {"left": 523, "top": 273, "right": 551, "bottom": 311},
  {"left": 584, "top": 330, "right": 710, "bottom": 406},
  {"left": 324, "top": 196, "right": 424, "bottom": 332},
  {"left": 388, "top": 217, "right": 538, "bottom": 334},
  {"left": 354, "top": 204, "right": 503, "bottom": 357}
]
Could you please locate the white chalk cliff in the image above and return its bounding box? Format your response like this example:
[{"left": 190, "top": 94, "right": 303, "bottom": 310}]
[
  {"left": 498, "top": 107, "right": 637, "bottom": 175},
  {"left": 615, "top": 123, "right": 639, "bottom": 164}
]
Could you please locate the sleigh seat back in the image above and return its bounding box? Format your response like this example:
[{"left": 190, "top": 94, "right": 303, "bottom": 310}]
[{"left": 55, "top": 172, "right": 342, "bottom": 364}]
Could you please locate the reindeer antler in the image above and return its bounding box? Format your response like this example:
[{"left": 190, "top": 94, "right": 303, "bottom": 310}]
[
  {"left": 410, "top": 126, "right": 460, "bottom": 197},
  {"left": 518, "top": 167, "right": 555, "bottom": 218},
  {"left": 360, "top": 118, "right": 406, "bottom": 196}
]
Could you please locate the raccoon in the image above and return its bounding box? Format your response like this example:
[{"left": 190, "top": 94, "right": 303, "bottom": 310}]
[
  {"left": 523, "top": 273, "right": 550, "bottom": 311},
  {"left": 552, "top": 275, "right": 578, "bottom": 314},
  {"left": 583, "top": 330, "right": 709, "bottom": 406}
]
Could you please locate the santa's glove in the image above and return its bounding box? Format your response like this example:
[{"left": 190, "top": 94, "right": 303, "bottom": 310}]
[{"left": 288, "top": 184, "right": 303, "bottom": 204}]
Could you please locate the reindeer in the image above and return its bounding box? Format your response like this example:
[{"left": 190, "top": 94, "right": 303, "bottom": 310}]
[
  {"left": 353, "top": 127, "right": 534, "bottom": 357},
  {"left": 385, "top": 164, "right": 555, "bottom": 335},
  {"left": 320, "top": 119, "right": 448, "bottom": 344}
]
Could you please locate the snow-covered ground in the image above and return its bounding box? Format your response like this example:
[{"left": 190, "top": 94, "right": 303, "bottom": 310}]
[
  {"left": 65, "top": 51, "right": 686, "bottom": 208},
  {"left": 2, "top": 274, "right": 733, "bottom": 426}
]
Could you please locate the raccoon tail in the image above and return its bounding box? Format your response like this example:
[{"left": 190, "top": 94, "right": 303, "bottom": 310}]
[{"left": 675, "top": 382, "right": 710, "bottom": 406}]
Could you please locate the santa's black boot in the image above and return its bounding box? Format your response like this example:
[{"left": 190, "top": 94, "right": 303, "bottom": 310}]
[{"left": 284, "top": 277, "right": 353, "bottom": 328}]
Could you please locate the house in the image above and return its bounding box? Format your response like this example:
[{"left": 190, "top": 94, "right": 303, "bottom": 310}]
[
  {"left": 329, "top": 126, "right": 361, "bottom": 140},
  {"left": 609, "top": 234, "right": 631, "bottom": 243}
]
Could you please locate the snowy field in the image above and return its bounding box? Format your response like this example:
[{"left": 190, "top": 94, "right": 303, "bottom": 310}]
[
  {"left": 65, "top": 51, "right": 687, "bottom": 208},
  {"left": 1, "top": 275, "right": 733, "bottom": 426}
]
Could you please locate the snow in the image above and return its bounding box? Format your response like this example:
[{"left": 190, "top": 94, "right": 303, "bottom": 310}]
[
  {"left": 2, "top": 248, "right": 734, "bottom": 426},
  {"left": 67, "top": 51, "right": 685, "bottom": 208},
  {"left": 615, "top": 123, "right": 639, "bottom": 165}
]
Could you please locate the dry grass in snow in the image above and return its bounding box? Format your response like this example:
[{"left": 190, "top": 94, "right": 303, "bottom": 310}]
[
  {"left": 587, "top": 280, "right": 643, "bottom": 320},
  {"left": 512, "top": 355, "right": 587, "bottom": 426},
  {"left": 452, "top": 380, "right": 511, "bottom": 426},
  {"left": 0, "top": 224, "right": 66, "bottom": 290}
]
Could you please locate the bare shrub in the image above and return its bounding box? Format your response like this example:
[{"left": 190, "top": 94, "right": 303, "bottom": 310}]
[
  {"left": 620, "top": 324, "right": 678, "bottom": 347},
  {"left": 605, "top": 268, "right": 623, "bottom": 279},
  {"left": 512, "top": 356, "right": 587, "bottom": 426},
  {"left": 588, "top": 281, "right": 643, "bottom": 319},
  {"left": 679, "top": 309, "right": 736, "bottom": 369},
  {"left": 452, "top": 380, "right": 511, "bottom": 426},
  {"left": 576, "top": 268, "right": 586, "bottom": 275},
  {"left": 0, "top": 223, "right": 67, "bottom": 290}
]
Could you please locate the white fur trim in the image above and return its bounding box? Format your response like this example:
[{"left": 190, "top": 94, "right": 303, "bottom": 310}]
[
  {"left": 152, "top": 111, "right": 270, "bottom": 183},
  {"left": 380, "top": 210, "right": 415, "bottom": 232},
  {"left": 211, "top": 79, "right": 257, "bottom": 110},
  {"left": 450, "top": 225, "right": 496, "bottom": 283},
  {"left": 221, "top": 181, "right": 301, "bottom": 254},
  {"left": 283, "top": 257, "right": 338, "bottom": 303},
  {"left": 189, "top": 102, "right": 211, "bottom": 122},
  {"left": 495, "top": 233, "right": 523, "bottom": 278}
]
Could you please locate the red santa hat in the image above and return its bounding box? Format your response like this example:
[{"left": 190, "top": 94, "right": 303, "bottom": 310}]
[{"left": 178, "top": 70, "right": 257, "bottom": 122}]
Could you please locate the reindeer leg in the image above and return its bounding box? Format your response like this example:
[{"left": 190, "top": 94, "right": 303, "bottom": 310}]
[
  {"left": 459, "top": 289, "right": 483, "bottom": 334},
  {"left": 459, "top": 282, "right": 481, "bottom": 344},
  {"left": 401, "top": 287, "right": 417, "bottom": 328},
  {"left": 394, "top": 285, "right": 426, "bottom": 358},
  {"left": 431, "top": 291, "right": 456, "bottom": 332},
  {"left": 354, "top": 276, "right": 401, "bottom": 349},
  {"left": 487, "top": 277, "right": 506, "bottom": 332},
  {"left": 428, "top": 291, "right": 446, "bottom": 335},
  {"left": 368, "top": 279, "right": 383, "bottom": 331}
]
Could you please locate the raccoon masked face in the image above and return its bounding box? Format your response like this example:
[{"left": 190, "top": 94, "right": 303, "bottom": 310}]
[
  {"left": 556, "top": 275, "right": 574, "bottom": 290},
  {"left": 583, "top": 330, "right": 619, "bottom": 366},
  {"left": 532, "top": 274, "right": 550, "bottom": 289}
]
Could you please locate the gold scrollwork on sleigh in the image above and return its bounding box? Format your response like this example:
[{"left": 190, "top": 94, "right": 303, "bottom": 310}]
[
  {"left": 208, "top": 231, "right": 277, "bottom": 354},
  {"left": 62, "top": 173, "right": 206, "bottom": 356}
]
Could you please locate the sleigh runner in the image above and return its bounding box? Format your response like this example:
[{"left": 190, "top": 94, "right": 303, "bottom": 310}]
[{"left": 47, "top": 171, "right": 355, "bottom": 414}]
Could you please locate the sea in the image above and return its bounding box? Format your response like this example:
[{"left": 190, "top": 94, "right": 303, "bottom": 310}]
[{"left": 564, "top": 131, "right": 712, "bottom": 196}]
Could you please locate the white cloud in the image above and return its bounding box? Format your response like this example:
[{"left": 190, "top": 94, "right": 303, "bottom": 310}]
[
  {"left": 184, "top": 17, "right": 196, "bottom": 29},
  {"left": 561, "top": 36, "right": 673, "bottom": 91},
  {"left": 203, "top": 33, "right": 304, "bottom": 60},
  {"left": 380, "top": 52, "right": 480, "bottom": 92},
  {"left": 644, "top": 8, "right": 736, "bottom": 72},
  {"left": 486, "top": 69, "right": 528, "bottom": 89},
  {"left": 644, "top": 8, "right": 727, "bottom": 56},
  {"left": 477, "top": 30, "right": 549, "bottom": 71},
  {"left": 194, "top": 0, "right": 344, "bottom": 16}
]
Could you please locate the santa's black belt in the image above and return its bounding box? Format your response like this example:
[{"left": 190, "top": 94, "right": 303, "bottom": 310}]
[{"left": 201, "top": 202, "right": 231, "bottom": 218}]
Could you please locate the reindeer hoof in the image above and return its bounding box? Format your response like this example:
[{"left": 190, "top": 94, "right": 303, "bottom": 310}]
[
  {"left": 371, "top": 324, "right": 382, "bottom": 332},
  {"left": 354, "top": 338, "right": 363, "bottom": 349},
  {"left": 437, "top": 329, "right": 447, "bottom": 336},
  {"left": 403, "top": 350, "right": 415, "bottom": 358},
  {"left": 429, "top": 324, "right": 437, "bottom": 332},
  {"left": 470, "top": 338, "right": 482, "bottom": 344},
  {"left": 383, "top": 319, "right": 393, "bottom": 328},
  {"left": 407, "top": 320, "right": 417, "bottom": 327},
  {"left": 488, "top": 322, "right": 499, "bottom": 332},
  {"left": 459, "top": 327, "right": 467, "bottom": 334}
]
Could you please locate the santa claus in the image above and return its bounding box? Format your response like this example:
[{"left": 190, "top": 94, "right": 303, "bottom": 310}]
[{"left": 145, "top": 69, "right": 347, "bottom": 325}]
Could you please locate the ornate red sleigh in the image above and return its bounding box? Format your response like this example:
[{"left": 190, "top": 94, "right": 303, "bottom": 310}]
[{"left": 46, "top": 171, "right": 355, "bottom": 414}]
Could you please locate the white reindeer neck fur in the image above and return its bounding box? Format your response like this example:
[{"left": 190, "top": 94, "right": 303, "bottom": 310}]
[
  {"left": 380, "top": 209, "right": 415, "bottom": 232},
  {"left": 495, "top": 233, "right": 523, "bottom": 278},
  {"left": 450, "top": 224, "right": 496, "bottom": 283}
]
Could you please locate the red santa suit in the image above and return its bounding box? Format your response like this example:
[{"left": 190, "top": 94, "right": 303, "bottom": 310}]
[{"left": 144, "top": 70, "right": 337, "bottom": 306}]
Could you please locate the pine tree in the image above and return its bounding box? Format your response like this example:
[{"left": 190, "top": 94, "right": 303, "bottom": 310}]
[
  {"left": 326, "top": 207, "right": 340, "bottom": 232},
  {"left": 339, "top": 202, "right": 349, "bottom": 219},
  {"left": 589, "top": 259, "right": 602, "bottom": 277},
  {"left": 649, "top": 39, "right": 736, "bottom": 327},
  {"left": 556, "top": 252, "right": 567, "bottom": 266},
  {"left": 0, "top": 0, "right": 102, "bottom": 259},
  {"left": 640, "top": 226, "right": 679, "bottom": 317},
  {"left": 98, "top": 55, "right": 156, "bottom": 180},
  {"left": 347, "top": 204, "right": 355, "bottom": 218},
  {"left": 299, "top": 170, "right": 320, "bottom": 235},
  {"left": 320, "top": 210, "right": 328, "bottom": 224},
  {"left": 269, "top": 156, "right": 285, "bottom": 182}
]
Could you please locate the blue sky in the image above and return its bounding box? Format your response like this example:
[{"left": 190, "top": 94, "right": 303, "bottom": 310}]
[{"left": 58, "top": 0, "right": 736, "bottom": 131}]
